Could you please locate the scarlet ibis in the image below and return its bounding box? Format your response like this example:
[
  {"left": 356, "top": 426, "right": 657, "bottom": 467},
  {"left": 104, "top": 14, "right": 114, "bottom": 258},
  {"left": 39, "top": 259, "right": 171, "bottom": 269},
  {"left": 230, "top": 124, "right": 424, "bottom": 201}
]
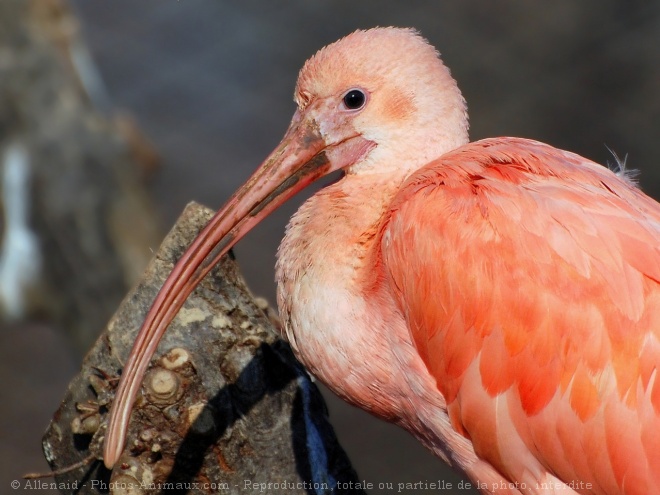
[{"left": 104, "top": 27, "right": 660, "bottom": 494}]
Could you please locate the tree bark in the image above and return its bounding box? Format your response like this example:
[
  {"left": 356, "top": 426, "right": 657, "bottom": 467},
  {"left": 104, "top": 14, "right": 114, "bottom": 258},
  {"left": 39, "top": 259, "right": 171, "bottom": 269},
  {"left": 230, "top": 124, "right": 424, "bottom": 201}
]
[{"left": 42, "top": 202, "right": 365, "bottom": 495}]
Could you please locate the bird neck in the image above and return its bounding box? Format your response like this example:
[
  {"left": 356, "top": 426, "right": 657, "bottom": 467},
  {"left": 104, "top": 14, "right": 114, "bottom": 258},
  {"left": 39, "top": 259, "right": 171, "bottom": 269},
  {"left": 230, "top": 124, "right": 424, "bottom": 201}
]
[
  {"left": 347, "top": 124, "right": 469, "bottom": 178},
  {"left": 276, "top": 171, "right": 405, "bottom": 290},
  {"left": 274, "top": 170, "right": 418, "bottom": 414},
  {"left": 275, "top": 170, "right": 407, "bottom": 369}
]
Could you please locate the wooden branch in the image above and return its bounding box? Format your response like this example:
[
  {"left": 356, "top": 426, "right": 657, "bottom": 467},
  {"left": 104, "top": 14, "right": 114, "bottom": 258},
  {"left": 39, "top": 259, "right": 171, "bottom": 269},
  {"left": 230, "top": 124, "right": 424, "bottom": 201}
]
[{"left": 42, "top": 202, "right": 365, "bottom": 495}]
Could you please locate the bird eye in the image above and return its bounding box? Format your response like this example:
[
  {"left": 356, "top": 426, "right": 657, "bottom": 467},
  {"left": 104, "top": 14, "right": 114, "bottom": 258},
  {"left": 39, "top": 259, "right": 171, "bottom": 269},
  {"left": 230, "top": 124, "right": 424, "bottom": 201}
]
[{"left": 342, "top": 89, "right": 366, "bottom": 110}]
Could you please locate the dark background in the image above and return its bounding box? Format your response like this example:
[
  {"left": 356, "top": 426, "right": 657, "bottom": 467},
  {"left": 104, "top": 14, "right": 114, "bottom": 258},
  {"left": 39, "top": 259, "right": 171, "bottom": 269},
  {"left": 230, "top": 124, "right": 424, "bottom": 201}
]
[{"left": 3, "top": 1, "right": 659, "bottom": 493}]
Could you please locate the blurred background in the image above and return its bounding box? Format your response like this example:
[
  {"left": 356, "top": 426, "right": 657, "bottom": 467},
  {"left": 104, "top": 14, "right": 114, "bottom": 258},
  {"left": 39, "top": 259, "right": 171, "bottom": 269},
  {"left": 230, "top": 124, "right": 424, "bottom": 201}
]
[{"left": 1, "top": 0, "right": 659, "bottom": 493}]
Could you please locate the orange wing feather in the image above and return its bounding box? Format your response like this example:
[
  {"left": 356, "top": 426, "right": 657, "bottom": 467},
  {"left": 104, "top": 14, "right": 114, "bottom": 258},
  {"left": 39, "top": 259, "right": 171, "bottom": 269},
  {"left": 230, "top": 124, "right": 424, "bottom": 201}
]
[{"left": 381, "top": 137, "right": 660, "bottom": 493}]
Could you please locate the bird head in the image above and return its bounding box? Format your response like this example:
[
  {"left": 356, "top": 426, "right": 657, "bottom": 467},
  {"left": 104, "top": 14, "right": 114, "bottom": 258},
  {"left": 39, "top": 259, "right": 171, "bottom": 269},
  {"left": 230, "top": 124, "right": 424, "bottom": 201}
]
[
  {"left": 293, "top": 27, "right": 468, "bottom": 175},
  {"left": 103, "top": 26, "right": 468, "bottom": 468}
]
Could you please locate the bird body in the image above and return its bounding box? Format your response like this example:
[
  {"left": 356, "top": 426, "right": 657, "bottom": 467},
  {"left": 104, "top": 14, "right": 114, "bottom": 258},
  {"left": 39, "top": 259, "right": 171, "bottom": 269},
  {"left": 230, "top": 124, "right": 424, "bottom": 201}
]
[
  {"left": 104, "top": 28, "right": 660, "bottom": 494},
  {"left": 277, "top": 135, "right": 660, "bottom": 494}
]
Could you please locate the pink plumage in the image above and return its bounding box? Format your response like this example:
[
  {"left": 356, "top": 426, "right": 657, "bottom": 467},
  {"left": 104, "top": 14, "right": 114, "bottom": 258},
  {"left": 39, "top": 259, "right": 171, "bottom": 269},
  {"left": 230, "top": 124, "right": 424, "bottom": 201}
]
[{"left": 104, "top": 27, "right": 660, "bottom": 494}]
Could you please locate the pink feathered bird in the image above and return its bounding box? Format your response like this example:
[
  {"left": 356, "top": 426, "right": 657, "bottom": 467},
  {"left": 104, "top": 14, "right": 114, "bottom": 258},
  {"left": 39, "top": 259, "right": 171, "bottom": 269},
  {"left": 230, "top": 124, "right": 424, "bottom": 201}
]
[{"left": 104, "top": 28, "right": 660, "bottom": 494}]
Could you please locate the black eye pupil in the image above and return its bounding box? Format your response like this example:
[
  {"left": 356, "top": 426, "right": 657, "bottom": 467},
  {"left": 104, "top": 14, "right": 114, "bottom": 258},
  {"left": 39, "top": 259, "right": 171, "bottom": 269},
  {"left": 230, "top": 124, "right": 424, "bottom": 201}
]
[{"left": 343, "top": 89, "right": 366, "bottom": 110}]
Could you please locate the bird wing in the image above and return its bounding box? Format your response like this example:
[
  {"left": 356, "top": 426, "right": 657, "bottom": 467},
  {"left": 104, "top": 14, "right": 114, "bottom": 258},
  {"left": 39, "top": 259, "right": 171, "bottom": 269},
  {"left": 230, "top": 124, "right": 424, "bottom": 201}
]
[{"left": 381, "top": 137, "right": 660, "bottom": 494}]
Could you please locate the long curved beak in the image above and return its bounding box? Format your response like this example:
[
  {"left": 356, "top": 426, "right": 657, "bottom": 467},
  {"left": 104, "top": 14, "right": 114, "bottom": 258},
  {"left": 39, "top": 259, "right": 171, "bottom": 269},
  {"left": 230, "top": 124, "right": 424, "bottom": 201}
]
[{"left": 103, "top": 111, "right": 374, "bottom": 468}]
